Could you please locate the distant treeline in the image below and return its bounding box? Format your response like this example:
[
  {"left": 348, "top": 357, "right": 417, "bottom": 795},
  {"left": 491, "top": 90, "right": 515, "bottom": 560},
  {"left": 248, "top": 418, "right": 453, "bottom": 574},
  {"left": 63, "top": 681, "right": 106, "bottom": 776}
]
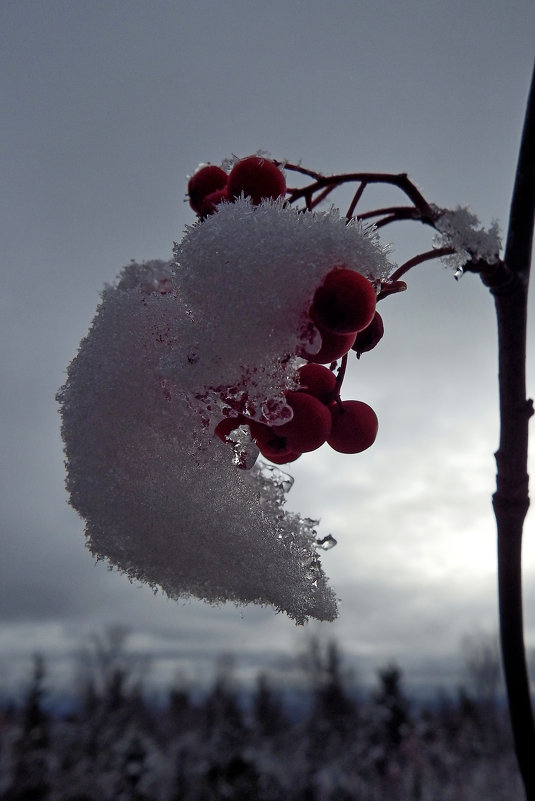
[{"left": 0, "top": 631, "right": 524, "bottom": 800}]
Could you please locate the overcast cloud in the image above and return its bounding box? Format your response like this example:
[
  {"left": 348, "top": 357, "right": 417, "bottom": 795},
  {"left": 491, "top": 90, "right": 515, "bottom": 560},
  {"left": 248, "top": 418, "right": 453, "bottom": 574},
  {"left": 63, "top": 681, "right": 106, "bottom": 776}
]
[{"left": 1, "top": 0, "right": 535, "bottom": 696}]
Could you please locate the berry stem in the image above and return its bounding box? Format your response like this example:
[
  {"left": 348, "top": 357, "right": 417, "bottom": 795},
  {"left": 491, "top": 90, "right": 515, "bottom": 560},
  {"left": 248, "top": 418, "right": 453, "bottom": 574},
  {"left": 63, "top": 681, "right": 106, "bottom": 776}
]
[
  {"left": 346, "top": 182, "right": 367, "bottom": 220},
  {"left": 375, "top": 280, "right": 408, "bottom": 302},
  {"left": 389, "top": 247, "right": 457, "bottom": 282},
  {"left": 334, "top": 354, "right": 348, "bottom": 409},
  {"left": 285, "top": 170, "right": 437, "bottom": 218},
  {"left": 277, "top": 161, "right": 322, "bottom": 181},
  {"left": 357, "top": 204, "right": 418, "bottom": 220},
  {"left": 309, "top": 184, "right": 337, "bottom": 209},
  {"left": 358, "top": 205, "right": 436, "bottom": 229}
]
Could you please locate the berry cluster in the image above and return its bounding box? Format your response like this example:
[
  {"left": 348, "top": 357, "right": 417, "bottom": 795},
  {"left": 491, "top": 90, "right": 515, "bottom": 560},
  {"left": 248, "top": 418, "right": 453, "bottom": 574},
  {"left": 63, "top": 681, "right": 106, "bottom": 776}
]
[
  {"left": 188, "top": 156, "right": 386, "bottom": 467},
  {"left": 303, "top": 268, "right": 383, "bottom": 364},
  {"left": 188, "top": 156, "right": 287, "bottom": 217},
  {"left": 214, "top": 265, "right": 383, "bottom": 465},
  {"left": 215, "top": 360, "right": 378, "bottom": 465}
]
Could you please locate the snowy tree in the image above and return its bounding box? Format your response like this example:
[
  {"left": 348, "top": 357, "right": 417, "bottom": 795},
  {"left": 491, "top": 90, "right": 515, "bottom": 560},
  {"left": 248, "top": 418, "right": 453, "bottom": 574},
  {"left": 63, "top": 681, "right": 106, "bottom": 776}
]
[
  {"left": 461, "top": 631, "right": 503, "bottom": 712},
  {"left": 251, "top": 674, "right": 288, "bottom": 739},
  {"left": 372, "top": 662, "right": 411, "bottom": 750},
  {"left": 5, "top": 655, "right": 50, "bottom": 801},
  {"left": 300, "top": 638, "right": 358, "bottom": 742}
]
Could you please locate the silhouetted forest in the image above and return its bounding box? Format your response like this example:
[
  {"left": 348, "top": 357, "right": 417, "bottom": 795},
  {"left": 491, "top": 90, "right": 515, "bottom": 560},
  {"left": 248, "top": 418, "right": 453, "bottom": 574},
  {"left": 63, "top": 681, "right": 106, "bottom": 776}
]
[{"left": 0, "top": 632, "right": 524, "bottom": 800}]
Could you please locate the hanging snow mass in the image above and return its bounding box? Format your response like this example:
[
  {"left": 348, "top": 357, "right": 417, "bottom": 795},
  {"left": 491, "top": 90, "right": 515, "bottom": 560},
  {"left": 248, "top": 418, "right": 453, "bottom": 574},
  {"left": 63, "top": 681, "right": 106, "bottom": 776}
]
[{"left": 57, "top": 156, "right": 393, "bottom": 624}]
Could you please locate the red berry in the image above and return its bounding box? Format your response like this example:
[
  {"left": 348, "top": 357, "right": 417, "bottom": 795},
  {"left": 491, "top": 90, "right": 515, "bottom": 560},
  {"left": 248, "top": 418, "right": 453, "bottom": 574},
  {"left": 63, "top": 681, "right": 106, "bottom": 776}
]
[
  {"left": 311, "top": 268, "right": 377, "bottom": 334},
  {"left": 227, "top": 156, "right": 286, "bottom": 205},
  {"left": 272, "top": 391, "right": 331, "bottom": 453},
  {"left": 188, "top": 165, "right": 228, "bottom": 215},
  {"left": 247, "top": 418, "right": 274, "bottom": 444},
  {"left": 199, "top": 186, "right": 228, "bottom": 216},
  {"left": 328, "top": 400, "right": 378, "bottom": 454},
  {"left": 214, "top": 416, "right": 245, "bottom": 442},
  {"left": 352, "top": 311, "right": 384, "bottom": 357},
  {"left": 247, "top": 420, "right": 301, "bottom": 464},
  {"left": 302, "top": 324, "right": 356, "bottom": 364},
  {"left": 267, "top": 450, "right": 301, "bottom": 465},
  {"left": 259, "top": 442, "right": 302, "bottom": 465},
  {"left": 297, "top": 364, "right": 337, "bottom": 403}
]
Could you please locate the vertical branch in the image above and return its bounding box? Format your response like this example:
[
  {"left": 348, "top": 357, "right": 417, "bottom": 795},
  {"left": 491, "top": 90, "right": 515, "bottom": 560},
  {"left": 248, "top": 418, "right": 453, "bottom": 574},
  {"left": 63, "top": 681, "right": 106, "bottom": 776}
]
[
  {"left": 491, "top": 60, "right": 535, "bottom": 800},
  {"left": 493, "top": 285, "right": 535, "bottom": 797}
]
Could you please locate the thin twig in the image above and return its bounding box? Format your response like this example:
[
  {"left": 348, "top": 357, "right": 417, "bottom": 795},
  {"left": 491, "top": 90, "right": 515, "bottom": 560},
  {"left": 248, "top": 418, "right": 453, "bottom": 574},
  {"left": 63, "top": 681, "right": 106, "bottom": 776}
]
[
  {"left": 357, "top": 205, "right": 422, "bottom": 221},
  {"left": 276, "top": 161, "right": 322, "bottom": 180},
  {"left": 285, "top": 171, "right": 437, "bottom": 217},
  {"left": 310, "top": 184, "right": 337, "bottom": 209},
  {"left": 389, "top": 247, "right": 456, "bottom": 282},
  {"left": 346, "top": 182, "right": 367, "bottom": 220},
  {"left": 371, "top": 211, "right": 434, "bottom": 230}
]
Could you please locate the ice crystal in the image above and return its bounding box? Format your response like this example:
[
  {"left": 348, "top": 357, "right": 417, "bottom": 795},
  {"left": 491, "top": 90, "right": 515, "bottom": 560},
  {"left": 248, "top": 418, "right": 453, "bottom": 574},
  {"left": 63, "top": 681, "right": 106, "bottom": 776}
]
[
  {"left": 433, "top": 205, "right": 501, "bottom": 271},
  {"left": 57, "top": 199, "right": 393, "bottom": 622},
  {"left": 170, "top": 198, "right": 391, "bottom": 426}
]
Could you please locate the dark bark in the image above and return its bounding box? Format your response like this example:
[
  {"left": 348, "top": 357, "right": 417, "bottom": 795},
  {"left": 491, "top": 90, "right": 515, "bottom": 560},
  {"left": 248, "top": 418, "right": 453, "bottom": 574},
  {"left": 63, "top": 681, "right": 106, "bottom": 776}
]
[{"left": 490, "top": 60, "right": 535, "bottom": 800}]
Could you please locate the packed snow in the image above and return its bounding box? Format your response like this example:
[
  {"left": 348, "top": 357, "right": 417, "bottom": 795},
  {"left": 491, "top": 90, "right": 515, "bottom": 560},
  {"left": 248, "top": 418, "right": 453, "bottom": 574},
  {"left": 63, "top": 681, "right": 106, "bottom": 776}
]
[{"left": 57, "top": 199, "right": 392, "bottom": 623}]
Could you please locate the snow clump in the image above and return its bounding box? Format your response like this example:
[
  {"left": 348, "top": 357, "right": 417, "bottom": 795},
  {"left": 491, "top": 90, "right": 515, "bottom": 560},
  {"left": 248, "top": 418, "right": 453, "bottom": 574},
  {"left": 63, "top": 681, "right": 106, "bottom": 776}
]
[
  {"left": 57, "top": 198, "right": 392, "bottom": 623},
  {"left": 433, "top": 205, "right": 502, "bottom": 271}
]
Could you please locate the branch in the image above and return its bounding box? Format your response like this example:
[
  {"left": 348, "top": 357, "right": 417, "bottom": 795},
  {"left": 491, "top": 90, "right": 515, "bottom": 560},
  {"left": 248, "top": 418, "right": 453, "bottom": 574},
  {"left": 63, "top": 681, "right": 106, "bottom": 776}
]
[
  {"left": 346, "top": 182, "right": 367, "bottom": 220},
  {"left": 491, "top": 59, "right": 535, "bottom": 800},
  {"left": 284, "top": 170, "right": 438, "bottom": 219},
  {"left": 389, "top": 247, "right": 456, "bottom": 282},
  {"left": 276, "top": 161, "right": 322, "bottom": 181},
  {"left": 310, "top": 184, "right": 337, "bottom": 209},
  {"left": 504, "top": 62, "right": 535, "bottom": 286},
  {"left": 372, "top": 211, "right": 434, "bottom": 230},
  {"left": 357, "top": 205, "right": 423, "bottom": 222}
]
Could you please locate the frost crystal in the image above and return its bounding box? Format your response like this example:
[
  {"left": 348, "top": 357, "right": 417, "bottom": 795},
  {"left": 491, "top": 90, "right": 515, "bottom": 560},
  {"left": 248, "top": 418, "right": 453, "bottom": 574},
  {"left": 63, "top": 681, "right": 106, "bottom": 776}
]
[
  {"left": 57, "top": 200, "right": 392, "bottom": 623},
  {"left": 170, "top": 198, "right": 391, "bottom": 426},
  {"left": 433, "top": 206, "right": 502, "bottom": 270}
]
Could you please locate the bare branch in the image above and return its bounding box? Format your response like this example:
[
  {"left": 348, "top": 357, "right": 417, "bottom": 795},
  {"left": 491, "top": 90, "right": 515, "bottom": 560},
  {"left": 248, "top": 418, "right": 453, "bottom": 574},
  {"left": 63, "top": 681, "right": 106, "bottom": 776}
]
[
  {"left": 389, "top": 247, "right": 456, "bottom": 282},
  {"left": 491, "top": 59, "right": 535, "bottom": 800},
  {"left": 285, "top": 171, "right": 437, "bottom": 217},
  {"left": 346, "top": 182, "right": 367, "bottom": 220}
]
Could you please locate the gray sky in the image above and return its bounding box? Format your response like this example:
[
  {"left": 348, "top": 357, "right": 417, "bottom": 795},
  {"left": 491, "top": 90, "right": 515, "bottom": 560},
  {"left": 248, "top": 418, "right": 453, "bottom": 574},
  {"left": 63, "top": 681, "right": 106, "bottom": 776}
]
[{"left": 2, "top": 0, "right": 535, "bottom": 695}]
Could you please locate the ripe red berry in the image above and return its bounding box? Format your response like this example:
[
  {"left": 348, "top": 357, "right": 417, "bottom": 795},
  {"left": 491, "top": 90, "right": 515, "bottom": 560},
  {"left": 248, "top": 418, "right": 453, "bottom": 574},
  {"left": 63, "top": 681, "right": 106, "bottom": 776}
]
[
  {"left": 265, "top": 449, "right": 301, "bottom": 465},
  {"left": 352, "top": 311, "right": 384, "bottom": 357},
  {"left": 247, "top": 419, "right": 275, "bottom": 444},
  {"left": 259, "top": 448, "right": 303, "bottom": 464},
  {"left": 188, "top": 165, "right": 228, "bottom": 215},
  {"left": 272, "top": 391, "right": 332, "bottom": 453},
  {"left": 302, "top": 324, "right": 356, "bottom": 364},
  {"left": 227, "top": 156, "right": 286, "bottom": 205},
  {"left": 258, "top": 439, "right": 302, "bottom": 464},
  {"left": 214, "top": 416, "right": 245, "bottom": 442},
  {"left": 297, "top": 364, "right": 337, "bottom": 403},
  {"left": 327, "top": 400, "right": 378, "bottom": 454},
  {"left": 311, "top": 268, "right": 377, "bottom": 334},
  {"left": 247, "top": 420, "right": 302, "bottom": 464},
  {"left": 199, "top": 187, "right": 228, "bottom": 216}
]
